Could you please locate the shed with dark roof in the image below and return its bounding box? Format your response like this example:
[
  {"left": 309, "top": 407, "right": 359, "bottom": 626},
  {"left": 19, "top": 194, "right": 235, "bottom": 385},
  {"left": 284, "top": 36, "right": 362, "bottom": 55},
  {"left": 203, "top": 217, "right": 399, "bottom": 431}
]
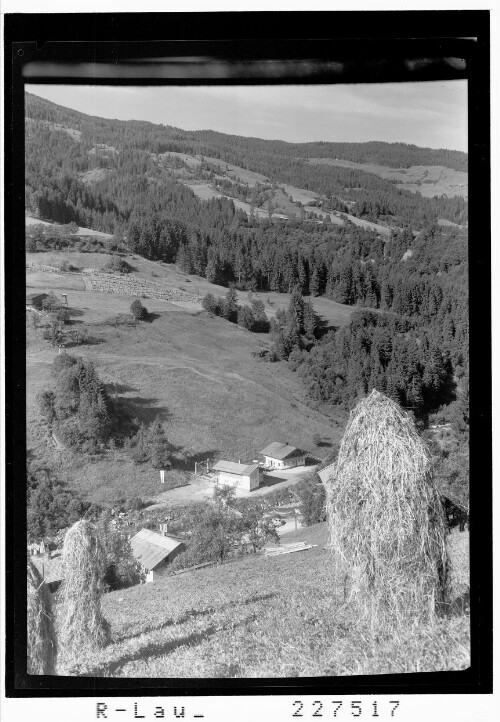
[
  {"left": 130, "top": 528, "right": 186, "bottom": 583},
  {"left": 26, "top": 292, "right": 50, "bottom": 310}
]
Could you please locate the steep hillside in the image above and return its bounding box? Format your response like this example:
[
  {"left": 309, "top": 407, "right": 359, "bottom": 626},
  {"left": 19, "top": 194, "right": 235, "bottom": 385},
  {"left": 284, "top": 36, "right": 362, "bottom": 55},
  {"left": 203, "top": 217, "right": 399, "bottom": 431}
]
[
  {"left": 56, "top": 523, "right": 470, "bottom": 677},
  {"left": 26, "top": 250, "right": 349, "bottom": 506},
  {"left": 308, "top": 157, "right": 468, "bottom": 199},
  {"left": 25, "top": 91, "right": 467, "bottom": 236}
]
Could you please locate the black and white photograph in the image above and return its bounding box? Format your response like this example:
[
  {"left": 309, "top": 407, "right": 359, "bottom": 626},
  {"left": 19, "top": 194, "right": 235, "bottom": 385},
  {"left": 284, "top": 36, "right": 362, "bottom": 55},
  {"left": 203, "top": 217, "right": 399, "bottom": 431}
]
[{"left": 2, "top": 10, "right": 492, "bottom": 706}]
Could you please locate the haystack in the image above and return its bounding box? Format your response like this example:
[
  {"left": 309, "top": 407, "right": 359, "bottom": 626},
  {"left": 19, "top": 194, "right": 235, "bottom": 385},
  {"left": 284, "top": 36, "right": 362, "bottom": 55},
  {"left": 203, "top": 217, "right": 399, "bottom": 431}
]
[
  {"left": 27, "top": 561, "right": 56, "bottom": 675},
  {"left": 58, "top": 520, "right": 110, "bottom": 668},
  {"left": 324, "top": 389, "right": 448, "bottom": 630}
]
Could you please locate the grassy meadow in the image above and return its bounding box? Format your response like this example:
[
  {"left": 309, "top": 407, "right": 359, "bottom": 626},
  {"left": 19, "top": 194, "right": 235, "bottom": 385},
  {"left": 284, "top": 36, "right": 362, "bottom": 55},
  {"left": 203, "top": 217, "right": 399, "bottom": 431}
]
[
  {"left": 307, "top": 158, "right": 468, "bottom": 199},
  {"left": 26, "top": 251, "right": 351, "bottom": 505},
  {"left": 56, "top": 523, "right": 470, "bottom": 677}
]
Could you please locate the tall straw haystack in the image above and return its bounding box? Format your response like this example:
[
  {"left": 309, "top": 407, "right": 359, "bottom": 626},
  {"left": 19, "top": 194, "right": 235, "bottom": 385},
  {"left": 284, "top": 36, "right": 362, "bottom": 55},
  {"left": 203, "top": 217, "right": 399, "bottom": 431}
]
[
  {"left": 324, "top": 389, "right": 448, "bottom": 630},
  {"left": 27, "top": 561, "right": 57, "bottom": 675},
  {"left": 58, "top": 520, "right": 110, "bottom": 669}
]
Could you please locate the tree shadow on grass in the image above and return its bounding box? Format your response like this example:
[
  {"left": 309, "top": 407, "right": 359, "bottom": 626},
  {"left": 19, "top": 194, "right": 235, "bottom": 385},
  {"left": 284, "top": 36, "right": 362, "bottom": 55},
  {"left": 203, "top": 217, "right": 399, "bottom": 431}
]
[
  {"left": 113, "top": 396, "right": 173, "bottom": 427},
  {"left": 66, "top": 307, "right": 85, "bottom": 317},
  {"left": 145, "top": 312, "right": 162, "bottom": 323},
  {"left": 113, "top": 591, "right": 278, "bottom": 644},
  {"left": 107, "top": 388, "right": 173, "bottom": 440}
]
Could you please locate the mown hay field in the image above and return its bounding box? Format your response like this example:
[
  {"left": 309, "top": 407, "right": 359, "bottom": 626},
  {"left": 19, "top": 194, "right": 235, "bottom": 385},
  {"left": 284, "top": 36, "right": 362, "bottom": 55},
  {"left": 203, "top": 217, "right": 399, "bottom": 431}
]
[
  {"left": 59, "top": 523, "right": 470, "bottom": 678},
  {"left": 26, "top": 250, "right": 354, "bottom": 328},
  {"left": 26, "top": 271, "right": 86, "bottom": 291}
]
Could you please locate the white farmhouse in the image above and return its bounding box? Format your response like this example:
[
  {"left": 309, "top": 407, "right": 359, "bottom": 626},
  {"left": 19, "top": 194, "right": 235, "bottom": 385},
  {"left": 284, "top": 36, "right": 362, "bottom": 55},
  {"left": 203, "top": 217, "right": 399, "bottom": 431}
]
[
  {"left": 259, "top": 442, "right": 307, "bottom": 470},
  {"left": 212, "top": 460, "right": 260, "bottom": 491}
]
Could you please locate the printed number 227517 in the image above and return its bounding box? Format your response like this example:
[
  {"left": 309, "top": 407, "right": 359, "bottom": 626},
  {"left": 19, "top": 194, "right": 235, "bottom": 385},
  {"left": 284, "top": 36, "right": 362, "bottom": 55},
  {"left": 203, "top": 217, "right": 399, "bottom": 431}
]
[{"left": 292, "top": 700, "right": 400, "bottom": 718}]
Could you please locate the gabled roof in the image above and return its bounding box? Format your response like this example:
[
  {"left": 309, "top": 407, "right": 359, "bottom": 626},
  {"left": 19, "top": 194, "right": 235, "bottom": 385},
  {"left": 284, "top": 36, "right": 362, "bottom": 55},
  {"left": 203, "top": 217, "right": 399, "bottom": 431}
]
[
  {"left": 31, "top": 552, "right": 63, "bottom": 584},
  {"left": 212, "top": 460, "right": 259, "bottom": 476},
  {"left": 318, "top": 462, "right": 336, "bottom": 484},
  {"left": 130, "top": 528, "right": 185, "bottom": 571},
  {"left": 259, "top": 442, "right": 305, "bottom": 460},
  {"left": 26, "top": 292, "right": 49, "bottom": 302}
]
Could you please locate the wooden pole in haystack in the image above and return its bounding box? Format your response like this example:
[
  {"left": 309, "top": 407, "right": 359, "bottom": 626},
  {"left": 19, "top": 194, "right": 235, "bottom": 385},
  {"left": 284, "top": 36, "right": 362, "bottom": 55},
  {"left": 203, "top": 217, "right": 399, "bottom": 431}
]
[
  {"left": 58, "top": 520, "right": 110, "bottom": 670},
  {"left": 27, "top": 561, "right": 57, "bottom": 675},
  {"left": 324, "top": 389, "right": 448, "bottom": 634}
]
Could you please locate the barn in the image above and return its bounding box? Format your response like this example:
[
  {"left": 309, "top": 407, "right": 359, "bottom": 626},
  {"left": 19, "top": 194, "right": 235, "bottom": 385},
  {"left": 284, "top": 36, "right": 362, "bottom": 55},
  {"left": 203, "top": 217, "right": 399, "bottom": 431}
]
[
  {"left": 259, "top": 442, "right": 307, "bottom": 470},
  {"left": 26, "top": 292, "right": 50, "bottom": 310},
  {"left": 212, "top": 460, "right": 260, "bottom": 491},
  {"left": 130, "top": 528, "right": 186, "bottom": 583}
]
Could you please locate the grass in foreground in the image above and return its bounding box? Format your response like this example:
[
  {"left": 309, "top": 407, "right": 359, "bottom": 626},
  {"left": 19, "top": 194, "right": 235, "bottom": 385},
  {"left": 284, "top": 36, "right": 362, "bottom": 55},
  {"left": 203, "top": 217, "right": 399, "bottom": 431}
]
[{"left": 57, "top": 524, "right": 470, "bottom": 678}]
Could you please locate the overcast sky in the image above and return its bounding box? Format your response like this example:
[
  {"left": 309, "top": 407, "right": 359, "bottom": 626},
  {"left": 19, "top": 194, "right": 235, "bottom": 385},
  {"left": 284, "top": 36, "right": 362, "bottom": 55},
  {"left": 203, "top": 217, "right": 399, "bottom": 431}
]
[{"left": 26, "top": 81, "right": 467, "bottom": 152}]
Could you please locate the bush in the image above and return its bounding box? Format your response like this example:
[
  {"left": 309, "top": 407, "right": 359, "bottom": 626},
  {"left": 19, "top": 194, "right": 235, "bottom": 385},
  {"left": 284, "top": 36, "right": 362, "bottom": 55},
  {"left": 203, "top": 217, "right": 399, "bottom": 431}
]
[
  {"left": 130, "top": 299, "right": 148, "bottom": 320},
  {"left": 103, "top": 257, "right": 132, "bottom": 274},
  {"left": 68, "top": 326, "right": 92, "bottom": 346},
  {"left": 295, "top": 474, "right": 327, "bottom": 526},
  {"left": 55, "top": 308, "right": 70, "bottom": 324},
  {"left": 27, "top": 467, "right": 89, "bottom": 540},
  {"left": 125, "top": 417, "right": 170, "bottom": 469},
  {"left": 288, "top": 347, "right": 304, "bottom": 371},
  {"left": 42, "top": 295, "right": 62, "bottom": 312},
  {"left": 251, "top": 299, "right": 270, "bottom": 332},
  {"left": 201, "top": 293, "right": 222, "bottom": 315},
  {"left": 237, "top": 305, "right": 256, "bottom": 331},
  {"left": 59, "top": 259, "right": 76, "bottom": 272},
  {"left": 26, "top": 236, "right": 37, "bottom": 253},
  {"left": 52, "top": 353, "right": 79, "bottom": 376}
]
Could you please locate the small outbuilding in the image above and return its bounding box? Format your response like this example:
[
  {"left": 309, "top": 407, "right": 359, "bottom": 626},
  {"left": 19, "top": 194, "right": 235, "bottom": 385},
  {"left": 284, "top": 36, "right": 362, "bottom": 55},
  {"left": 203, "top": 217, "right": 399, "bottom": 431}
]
[
  {"left": 212, "top": 460, "right": 260, "bottom": 491},
  {"left": 130, "top": 528, "right": 186, "bottom": 583},
  {"left": 26, "top": 292, "right": 50, "bottom": 310},
  {"left": 259, "top": 442, "right": 307, "bottom": 470}
]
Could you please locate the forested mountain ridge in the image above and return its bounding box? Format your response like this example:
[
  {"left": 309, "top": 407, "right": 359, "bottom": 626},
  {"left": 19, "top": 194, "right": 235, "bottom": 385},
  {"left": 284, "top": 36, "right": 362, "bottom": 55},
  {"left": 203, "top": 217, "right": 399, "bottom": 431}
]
[
  {"left": 25, "top": 91, "right": 467, "bottom": 230},
  {"left": 25, "top": 92, "right": 467, "bottom": 170}
]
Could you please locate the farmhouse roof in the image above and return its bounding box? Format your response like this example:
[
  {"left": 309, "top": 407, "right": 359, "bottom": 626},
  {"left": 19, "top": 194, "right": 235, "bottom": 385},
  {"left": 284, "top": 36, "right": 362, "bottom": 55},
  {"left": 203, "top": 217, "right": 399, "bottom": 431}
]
[
  {"left": 212, "top": 460, "right": 259, "bottom": 476},
  {"left": 129, "top": 528, "right": 185, "bottom": 571},
  {"left": 30, "top": 552, "right": 63, "bottom": 584},
  {"left": 317, "top": 462, "right": 336, "bottom": 484},
  {"left": 259, "top": 442, "right": 305, "bottom": 460},
  {"left": 26, "top": 292, "right": 49, "bottom": 303}
]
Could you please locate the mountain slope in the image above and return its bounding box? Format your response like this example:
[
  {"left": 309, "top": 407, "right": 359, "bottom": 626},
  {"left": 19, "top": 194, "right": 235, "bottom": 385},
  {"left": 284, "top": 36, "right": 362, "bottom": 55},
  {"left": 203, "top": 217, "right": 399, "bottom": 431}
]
[{"left": 57, "top": 523, "right": 470, "bottom": 677}]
